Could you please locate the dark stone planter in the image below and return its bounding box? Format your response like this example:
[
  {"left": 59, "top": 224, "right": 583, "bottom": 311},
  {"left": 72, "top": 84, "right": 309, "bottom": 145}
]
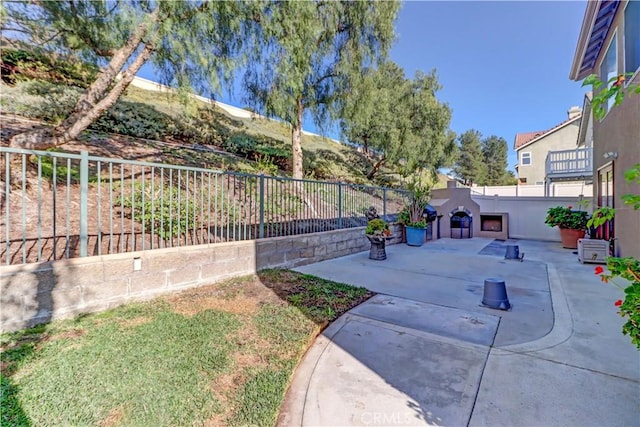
[{"left": 366, "top": 235, "right": 388, "bottom": 260}]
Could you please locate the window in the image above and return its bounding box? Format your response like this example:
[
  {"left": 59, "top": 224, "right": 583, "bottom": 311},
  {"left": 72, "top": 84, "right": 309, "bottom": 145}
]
[
  {"left": 597, "top": 164, "right": 615, "bottom": 242},
  {"left": 599, "top": 164, "right": 614, "bottom": 208},
  {"left": 521, "top": 152, "right": 531, "bottom": 166},
  {"left": 600, "top": 33, "right": 617, "bottom": 113},
  {"left": 625, "top": 0, "right": 640, "bottom": 74}
]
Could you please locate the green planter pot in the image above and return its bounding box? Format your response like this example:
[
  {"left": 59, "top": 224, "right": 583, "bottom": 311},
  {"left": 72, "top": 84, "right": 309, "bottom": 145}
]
[{"left": 405, "top": 226, "right": 426, "bottom": 247}]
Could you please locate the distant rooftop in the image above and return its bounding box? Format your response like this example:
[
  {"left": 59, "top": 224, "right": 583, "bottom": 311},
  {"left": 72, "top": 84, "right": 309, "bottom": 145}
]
[{"left": 513, "top": 109, "right": 582, "bottom": 150}]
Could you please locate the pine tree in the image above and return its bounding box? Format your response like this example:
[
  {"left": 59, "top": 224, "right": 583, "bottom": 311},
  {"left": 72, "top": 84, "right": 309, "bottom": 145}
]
[
  {"left": 454, "top": 130, "right": 486, "bottom": 186},
  {"left": 481, "top": 135, "right": 510, "bottom": 185}
]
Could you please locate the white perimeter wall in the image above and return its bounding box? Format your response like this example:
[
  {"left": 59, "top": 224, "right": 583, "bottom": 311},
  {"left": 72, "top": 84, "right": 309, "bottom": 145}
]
[
  {"left": 470, "top": 183, "right": 593, "bottom": 197},
  {"left": 472, "top": 195, "right": 590, "bottom": 241}
]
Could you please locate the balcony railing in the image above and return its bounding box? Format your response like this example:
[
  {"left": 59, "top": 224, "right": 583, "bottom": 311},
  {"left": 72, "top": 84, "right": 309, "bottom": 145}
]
[{"left": 545, "top": 148, "right": 592, "bottom": 178}]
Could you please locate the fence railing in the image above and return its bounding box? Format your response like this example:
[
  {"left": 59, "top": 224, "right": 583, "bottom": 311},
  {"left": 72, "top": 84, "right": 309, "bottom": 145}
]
[
  {"left": 1, "top": 147, "right": 408, "bottom": 265},
  {"left": 545, "top": 148, "right": 592, "bottom": 176},
  {"left": 469, "top": 182, "right": 594, "bottom": 197}
]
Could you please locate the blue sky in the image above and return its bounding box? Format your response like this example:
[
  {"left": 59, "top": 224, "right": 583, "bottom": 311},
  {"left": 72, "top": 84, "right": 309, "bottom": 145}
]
[
  {"left": 138, "top": 1, "right": 589, "bottom": 172},
  {"left": 390, "top": 1, "right": 589, "bottom": 170}
]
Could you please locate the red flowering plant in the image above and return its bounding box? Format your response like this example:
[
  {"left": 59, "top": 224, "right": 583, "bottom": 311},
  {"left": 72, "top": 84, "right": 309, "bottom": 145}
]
[
  {"left": 590, "top": 165, "right": 640, "bottom": 350},
  {"left": 594, "top": 258, "right": 640, "bottom": 350}
]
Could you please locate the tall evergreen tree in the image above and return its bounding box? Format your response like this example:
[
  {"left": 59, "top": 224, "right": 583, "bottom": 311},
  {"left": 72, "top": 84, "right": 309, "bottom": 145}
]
[
  {"left": 481, "top": 135, "right": 509, "bottom": 185},
  {"left": 4, "top": 1, "right": 266, "bottom": 150},
  {"left": 453, "top": 130, "right": 485, "bottom": 186},
  {"left": 242, "top": 1, "right": 399, "bottom": 179},
  {"left": 340, "top": 63, "right": 455, "bottom": 179}
]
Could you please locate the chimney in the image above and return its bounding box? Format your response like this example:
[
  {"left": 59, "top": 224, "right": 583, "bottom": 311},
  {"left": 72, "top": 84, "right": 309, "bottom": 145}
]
[{"left": 568, "top": 106, "right": 582, "bottom": 120}]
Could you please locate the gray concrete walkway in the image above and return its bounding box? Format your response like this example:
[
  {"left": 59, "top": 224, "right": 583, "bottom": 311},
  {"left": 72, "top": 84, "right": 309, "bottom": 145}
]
[{"left": 278, "top": 238, "right": 640, "bottom": 427}]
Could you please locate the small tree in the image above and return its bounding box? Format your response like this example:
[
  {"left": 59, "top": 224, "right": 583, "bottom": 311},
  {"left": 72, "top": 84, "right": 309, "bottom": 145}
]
[
  {"left": 340, "top": 63, "right": 456, "bottom": 180},
  {"left": 405, "top": 173, "right": 433, "bottom": 228}
]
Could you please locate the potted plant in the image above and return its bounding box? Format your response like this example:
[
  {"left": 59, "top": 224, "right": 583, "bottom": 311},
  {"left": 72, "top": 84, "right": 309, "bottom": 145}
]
[
  {"left": 404, "top": 177, "right": 432, "bottom": 247},
  {"left": 365, "top": 218, "right": 391, "bottom": 260},
  {"left": 545, "top": 205, "right": 589, "bottom": 249}
]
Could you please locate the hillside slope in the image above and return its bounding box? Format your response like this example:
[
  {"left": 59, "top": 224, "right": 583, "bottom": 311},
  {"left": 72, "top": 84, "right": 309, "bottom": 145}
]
[{"left": 1, "top": 46, "right": 449, "bottom": 188}]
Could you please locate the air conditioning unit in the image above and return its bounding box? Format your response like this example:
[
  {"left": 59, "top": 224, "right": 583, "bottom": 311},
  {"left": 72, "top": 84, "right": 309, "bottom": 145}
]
[{"left": 578, "top": 238, "right": 609, "bottom": 264}]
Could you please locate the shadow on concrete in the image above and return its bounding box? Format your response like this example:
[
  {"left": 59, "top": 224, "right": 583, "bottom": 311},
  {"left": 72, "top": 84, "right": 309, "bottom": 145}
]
[
  {"left": 267, "top": 238, "right": 557, "bottom": 426},
  {"left": 253, "top": 265, "right": 468, "bottom": 426}
]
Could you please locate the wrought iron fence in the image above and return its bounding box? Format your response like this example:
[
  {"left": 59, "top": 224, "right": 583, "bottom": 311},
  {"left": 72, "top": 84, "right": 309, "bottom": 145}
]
[{"left": 1, "top": 147, "right": 408, "bottom": 265}]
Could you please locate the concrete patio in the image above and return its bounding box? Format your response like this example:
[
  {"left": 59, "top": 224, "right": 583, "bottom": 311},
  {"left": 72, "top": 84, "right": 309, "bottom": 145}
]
[{"left": 278, "top": 238, "right": 640, "bottom": 427}]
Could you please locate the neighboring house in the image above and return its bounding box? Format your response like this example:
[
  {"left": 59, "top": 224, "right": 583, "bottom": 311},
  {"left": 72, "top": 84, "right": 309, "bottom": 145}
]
[
  {"left": 513, "top": 107, "right": 585, "bottom": 190},
  {"left": 570, "top": 0, "right": 640, "bottom": 258}
]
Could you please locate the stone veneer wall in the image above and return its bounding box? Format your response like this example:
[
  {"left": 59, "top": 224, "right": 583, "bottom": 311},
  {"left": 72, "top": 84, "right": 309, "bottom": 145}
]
[{"left": 1, "top": 225, "right": 402, "bottom": 332}]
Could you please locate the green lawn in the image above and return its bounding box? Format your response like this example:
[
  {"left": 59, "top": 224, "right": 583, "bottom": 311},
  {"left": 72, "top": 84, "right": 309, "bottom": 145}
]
[{"left": 0, "top": 270, "right": 373, "bottom": 427}]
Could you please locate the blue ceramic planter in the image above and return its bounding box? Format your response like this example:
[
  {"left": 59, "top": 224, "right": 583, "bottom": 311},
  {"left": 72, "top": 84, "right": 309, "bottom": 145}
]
[{"left": 405, "top": 226, "right": 426, "bottom": 246}]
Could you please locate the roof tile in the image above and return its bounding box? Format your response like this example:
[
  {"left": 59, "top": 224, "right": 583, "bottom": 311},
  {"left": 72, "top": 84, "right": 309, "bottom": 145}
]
[
  {"left": 514, "top": 131, "right": 545, "bottom": 150},
  {"left": 513, "top": 115, "right": 581, "bottom": 150}
]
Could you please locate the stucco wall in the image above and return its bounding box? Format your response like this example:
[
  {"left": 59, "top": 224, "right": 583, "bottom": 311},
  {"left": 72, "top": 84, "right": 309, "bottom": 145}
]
[
  {"left": 588, "top": 3, "right": 640, "bottom": 258},
  {"left": 517, "top": 120, "right": 581, "bottom": 185},
  {"left": 592, "top": 72, "right": 640, "bottom": 258},
  {"left": 1, "top": 226, "right": 402, "bottom": 332},
  {"left": 472, "top": 195, "right": 586, "bottom": 241}
]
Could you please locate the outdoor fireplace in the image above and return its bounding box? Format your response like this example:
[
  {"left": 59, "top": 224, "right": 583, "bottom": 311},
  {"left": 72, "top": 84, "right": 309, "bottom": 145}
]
[
  {"left": 450, "top": 208, "right": 473, "bottom": 239},
  {"left": 429, "top": 181, "right": 483, "bottom": 240},
  {"left": 478, "top": 213, "right": 509, "bottom": 240}
]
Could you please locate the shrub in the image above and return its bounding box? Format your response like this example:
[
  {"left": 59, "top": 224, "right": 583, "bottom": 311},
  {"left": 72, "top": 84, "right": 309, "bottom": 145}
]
[
  {"left": 252, "top": 155, "right": 279, "bottom": 176},
  {"left": 365, "top": 218, "right": 390, "bottom": 236},
  {"left": 254, "top": 143, "right": 290, "bottom": 170},
  {"left": 545, "top": 206, "right": 589, "bottom": 230},
  {"left": 1, "top": 47, "right": 97, "bottom": 87},
  {"left": 115, "top": 182, "right": 196, "bottom": 240},
  {"left": 222, "top": 133, "right": 259, "bottom": 157},
  {"left": 91, "top": 100, "right": 171, "bottom": 140},
  {"left": 1, "top": 80, "right": 81, "bottom": 124},
  {"left": 167, "top": 109, "right": 230, "bottom": 146}
]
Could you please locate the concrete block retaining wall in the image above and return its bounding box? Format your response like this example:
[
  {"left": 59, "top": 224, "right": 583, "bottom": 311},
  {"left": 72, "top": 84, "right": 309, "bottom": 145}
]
[{"left": 1, "top": 225, "right": 402, "bottom": 332}]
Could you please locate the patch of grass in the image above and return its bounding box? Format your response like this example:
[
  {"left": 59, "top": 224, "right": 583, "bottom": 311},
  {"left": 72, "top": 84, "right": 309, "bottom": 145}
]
[
  {"left": 231, "top": 366, "right": 294, "bottom": 427},
  {"left": 258, "top": 269, "right": 374, "bottom": 323},
  {"left": 2, "top": 302, "right": 238, "bottom": 426},
  {"left": 1, "top": 272, "right": 373, "bottom": 426}
]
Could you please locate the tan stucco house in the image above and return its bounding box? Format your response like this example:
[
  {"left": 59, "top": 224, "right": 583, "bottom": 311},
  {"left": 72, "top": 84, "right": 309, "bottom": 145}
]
[
  {"left": 570, "top": 0, "right": 640, "bottom": 258},
  {"left": 513, "top": 107, "right": 582, "bottom": 186}
]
